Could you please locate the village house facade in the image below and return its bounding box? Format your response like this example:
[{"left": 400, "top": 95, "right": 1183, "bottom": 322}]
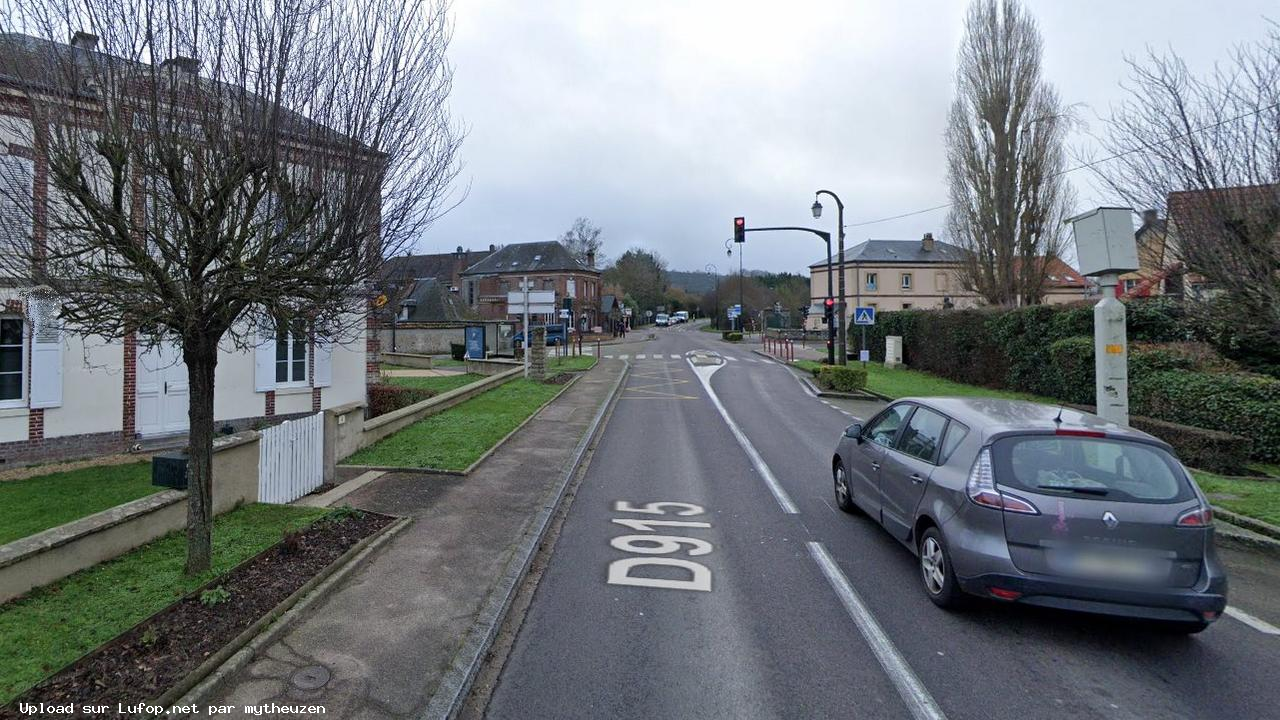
[
  {"left": 460, "top": 241, "right": 603, "bottom": 330},
  {"left": 0, "top": 32, "right": 371, "bottom": 465},
  {"left": 805, "top": 233, "right": 1092, "bottom": 330}
]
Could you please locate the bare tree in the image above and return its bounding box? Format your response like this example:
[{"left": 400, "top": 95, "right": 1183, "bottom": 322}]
[
  {"left": 559, "top": 216, "right": 604, "bottom": 267},
  {"left": 1089, "top": 26, "right": 1280, "bottom": 358},
  {"left": 945, "top": 0, "right": 1075, "bottom": 306},
  {"left": 0, "top": 0, "right": 463, "bottom": 573}
]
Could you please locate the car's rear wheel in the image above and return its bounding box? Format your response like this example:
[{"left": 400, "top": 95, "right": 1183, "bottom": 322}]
[
  {"left": 919, "top": 527, "right": 965, "bottom": 609},
  {"left": 833, "top": 461, "right": 857, "bottom": 514}
]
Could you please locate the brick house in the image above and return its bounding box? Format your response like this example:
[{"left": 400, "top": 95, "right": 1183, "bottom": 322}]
[
  {"left": 0, "top": 32, "right": 372, "bottom": 465},
  {"left": 460, "top": 241, "right": 603, "bottom": 330},
  {"left": 381, "top": 246, "right": 495, "bottom": 322}
]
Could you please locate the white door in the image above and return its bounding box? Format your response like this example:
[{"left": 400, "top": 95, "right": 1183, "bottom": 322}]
[{"left": 136, "top": 341, "right": 190, "bottom": 436}]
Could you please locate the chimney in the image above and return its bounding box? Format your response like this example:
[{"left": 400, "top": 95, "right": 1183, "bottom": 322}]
[
  {"left": 586, "top": 250, "right": 595, "bottom": 268},
  {"left": 70, "top": 32, "right": 98, "bottom": 52},
  {"left": 160, "top": 56, "right": 200, "bottom": 75},
  {"left": 1142, "top": 209, "right": 1159, "bottom": 226},
  {"left": 455, "top": 245, "right": 464, "bottom": 257},
  {"left": 489, "top": 243, "right": 496, "bottom": 252},
  {"left": 921, "top": 232, "right": 935, "bottom": 252}
]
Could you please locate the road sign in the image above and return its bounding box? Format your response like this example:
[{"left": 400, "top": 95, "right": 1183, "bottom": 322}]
[
  {"left": 508, "top": 290, "right": 556, "bottom": 315},
  {"left": 854, "top": 306, "right": 876, "bottom": 326},
  {"left": 559, "top": 309, "right": 571, "bottom": 319}
]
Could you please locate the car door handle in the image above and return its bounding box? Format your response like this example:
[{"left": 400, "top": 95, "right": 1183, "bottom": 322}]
[
  {"left": 869, "top": 462, "right": 880, "bottom": 471},
  {"left": 910, "top": 473, "right": 924, "bottom": 484}
]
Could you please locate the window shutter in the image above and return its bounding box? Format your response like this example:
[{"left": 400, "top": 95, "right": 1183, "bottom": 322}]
[
  {"left": 313, "top": 338, "right": 332, "bottom": 388},
  {"left": 254, "top": 326, "right": 276, "bottom": 392},
  {"left": 28, "top": 297, "right": 63, "bottom": 409}
]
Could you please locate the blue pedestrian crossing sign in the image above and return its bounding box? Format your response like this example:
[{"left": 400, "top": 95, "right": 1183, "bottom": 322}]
[{"left": 854, "top": 306, "right": 876, "bottom": 326}]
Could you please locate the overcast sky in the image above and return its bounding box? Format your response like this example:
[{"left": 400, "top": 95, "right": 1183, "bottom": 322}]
[{"left": 419, "top": 0, "right": 1277, "bottom": 274}]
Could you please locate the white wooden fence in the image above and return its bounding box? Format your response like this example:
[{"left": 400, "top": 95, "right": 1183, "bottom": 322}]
[{"left": 258, "top": 411, "right": 324, "bottom": 504}]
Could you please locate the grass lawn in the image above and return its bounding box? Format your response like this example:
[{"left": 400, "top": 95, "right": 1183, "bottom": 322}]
[
  {"left": 431, "top": 356, "right": 467, "bottom": 368},
  {"left": 345, "top": 379, "right": 564, "bottom": 471},
  {"left": 0, "top": 503, "right": 329, "bottom": 705},
  {"left": 547, "top": 355, "right": 597, "bottom": 372},
  {"left": 387, "top": 373, "right": 483, "bottom": 394},
  {"left": 0, "top": 462, "right": 159, "bottom": 546},
  {"left": 792, "top": 359, "right": 1052, "bottom": 403},
  {"left": 1191, "top": 471, "right": 1280, "bottom": 527}
]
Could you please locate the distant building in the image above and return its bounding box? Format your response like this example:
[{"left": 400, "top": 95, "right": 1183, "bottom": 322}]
[
  {"left": 805, "top": 233, "right": 1091, "bottom": 330},
  {"left": 380, "top": 246, "right": 494, "bottom": 322},
  {"left": 460, "top": 241, "right": 603, "bottom": 330}
]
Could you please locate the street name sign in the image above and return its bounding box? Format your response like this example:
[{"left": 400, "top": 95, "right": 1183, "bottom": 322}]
[{"left": 508, "top": 290, "right": 556, "bottom": 315}]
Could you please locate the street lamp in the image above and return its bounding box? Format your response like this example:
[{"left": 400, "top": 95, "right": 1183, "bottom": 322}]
[
  {"left": 705, "top": 263, "right": 719, "bottom": 329},
  {"left": 812, "top": 190, "right": 849, "bottom": 365}
]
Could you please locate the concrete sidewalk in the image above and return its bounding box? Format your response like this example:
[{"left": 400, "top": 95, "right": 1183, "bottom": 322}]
[{"left": 202, "top": 360, "right": 626, "bottom": 719}]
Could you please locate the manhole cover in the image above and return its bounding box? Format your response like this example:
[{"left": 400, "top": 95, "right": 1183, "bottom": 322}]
[{"left": 290, "top": 665, "right": 331, "bottom": 690}]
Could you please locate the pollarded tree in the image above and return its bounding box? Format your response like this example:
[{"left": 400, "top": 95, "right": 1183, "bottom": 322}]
[
  {"left": 945, "top": 0, "right": 1075, "bottom": 307},
  {"left": 0, "top": 0, "right": 463, "bottom": 574}
]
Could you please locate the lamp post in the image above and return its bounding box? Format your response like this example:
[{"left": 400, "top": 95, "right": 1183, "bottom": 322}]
[
  {"left": 705, "top": 263, "right": 719, "bottom": 329},
  {"left": 812, "top": 191, "right": 848, "bottom": 365}
]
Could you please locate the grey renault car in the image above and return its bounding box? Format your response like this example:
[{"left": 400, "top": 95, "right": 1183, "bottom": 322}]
[{"left": 831, "top": 397, "right": 1227, "bottom": 633}]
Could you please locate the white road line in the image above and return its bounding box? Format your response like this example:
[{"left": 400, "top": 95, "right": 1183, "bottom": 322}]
[
  {"left": 604, "top": 355, "right": 614, "bottom": 359},
  {"left": 670, "top": 354, "right": 681, "bottom": 359},
  {"left": 726, "top": 356, "right": 739, "bottom": 362},
  {"left": 636, "top": 354, "right": 646, "bottom": 359},
  {"left": 808, "top": 542, "right": 948, "bottom": 720},
  {"left": 619, "top": 354, "right": 629, "bottom": 360},
  {"left": 1226, "top": 606, "right": 1280, "bottom": 635},
  {"left": 688, "top": 358, "right": 798, "bottom": 514}
]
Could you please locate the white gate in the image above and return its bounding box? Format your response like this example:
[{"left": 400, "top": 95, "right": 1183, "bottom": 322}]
[{"left": 258, "top": 412, "right": 324, "bottom": 503}]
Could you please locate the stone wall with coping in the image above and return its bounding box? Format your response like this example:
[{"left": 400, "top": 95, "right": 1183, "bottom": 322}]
[{"left": 0, "top": 431, "right": 263, "bottom": 604}]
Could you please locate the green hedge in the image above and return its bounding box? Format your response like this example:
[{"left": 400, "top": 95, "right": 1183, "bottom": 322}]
[
  {"left": 721, "top": 331, "right": 743, "bottom": 342},
  {"left": 815, "top": 366, "right": 868, "bottom": 393},
  {"left": 856, "top": 300, "right": 1280, "bottom": 462},
  {"left": 1127, "top": 416, "right": 1253, "bottom": 474},
  {"left": 1131, "top": 370, "right": 1280, "bottom": 462}
]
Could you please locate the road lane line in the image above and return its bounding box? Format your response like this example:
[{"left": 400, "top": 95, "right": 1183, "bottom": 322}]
[
  {"left": 619, "top": 354, "right": 629, "bottom": 359},
  {"left": 636, "top": 354, "right": 646, "bottom": 359},
  {"left": 688, "top": 357, "right": 798, "bottom": 514},
  {"left": 671, "top": 354, "right": 681, "bottom": 359},
  {"left": 726, "top": 355, "right": 738, "bottom": 361},
  {"left": 807, "top": 542, "right": 948, "bottom": 720},
  {"left": 1226, "top": 606, "right": 1280, "bottom": 635}
]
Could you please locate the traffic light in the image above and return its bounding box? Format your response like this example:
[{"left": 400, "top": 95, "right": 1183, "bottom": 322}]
[
  {"left": 799, "top": 305, "right": 809, "bottom": 319},
  {"left": 823, "top": 297, "right": 835, "bottom": 325},
  {"left": 733, "top": 216, "right": 745, "bottom": 244}
]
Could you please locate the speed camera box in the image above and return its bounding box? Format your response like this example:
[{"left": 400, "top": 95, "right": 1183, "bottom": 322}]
[{"left": 1067, "top": 207, "right": 1139, "bottom": 277}]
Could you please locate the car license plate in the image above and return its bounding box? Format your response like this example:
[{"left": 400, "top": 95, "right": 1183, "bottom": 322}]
[{"left": 1048, "top": 549, "right": 1168, "bottom": 582}]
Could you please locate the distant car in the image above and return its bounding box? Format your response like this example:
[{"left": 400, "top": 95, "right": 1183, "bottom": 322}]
[
  {"left": 674, "top": 311, "right": 689, "bottom": 323},
  {"left": 513, "top": 324, "right": 565, "bottom": 346},
  {"left": 655, "top": 313, "right": 670, "bottom": 326},
  {"left": 831, "top": 397, "right": 1226, "bottom": 633}
]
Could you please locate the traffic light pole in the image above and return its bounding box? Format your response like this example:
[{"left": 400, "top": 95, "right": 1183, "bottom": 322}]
[
  {"left": 815, "top": 190, "right": 847, "bottom": 365},
  {"left": 736, "top": 224, "right": 834, "bottom": 364}
]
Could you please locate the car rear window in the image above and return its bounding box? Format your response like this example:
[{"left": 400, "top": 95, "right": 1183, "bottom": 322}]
[{"left": 991, "top": 436, "right": 1192, "bottom": 503}]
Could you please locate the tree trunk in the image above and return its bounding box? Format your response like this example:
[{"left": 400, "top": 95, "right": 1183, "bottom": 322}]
[{"left": 183, "top": 337, "right": 219, "bottom": 576}]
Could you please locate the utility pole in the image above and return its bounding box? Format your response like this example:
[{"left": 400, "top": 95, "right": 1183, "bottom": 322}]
[
  {"left": 522, "top": 275, "right": 530, "bottom": 378},
  {"left": 732, "top": 221, "right": 833, "bottom": 364}
]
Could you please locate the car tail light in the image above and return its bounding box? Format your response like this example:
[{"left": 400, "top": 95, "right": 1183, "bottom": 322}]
[
  {"left": 1176, "top": 507, "right": 1213, "bottom": 527},
  {"left": 1055, "top": 429, "right": 1107, "bottom": 438},
  {"left": 967, "top": 447, "right": 1040, "bottom": 515}
]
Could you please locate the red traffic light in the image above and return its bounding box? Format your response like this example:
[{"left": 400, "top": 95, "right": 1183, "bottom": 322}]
[
  {"left": 733, "top": 216, "right": 745, "bottom": 243},
  {"left": 824, "top": 298, "right": 835, "bottom": 308},
  {"left": 734, "top": 217, "right": 745, "bottom": 228}
]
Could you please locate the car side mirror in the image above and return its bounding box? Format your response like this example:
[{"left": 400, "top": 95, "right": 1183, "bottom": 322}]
[{"left": 844, "top": 423, "right": 863, "bottom": 442}]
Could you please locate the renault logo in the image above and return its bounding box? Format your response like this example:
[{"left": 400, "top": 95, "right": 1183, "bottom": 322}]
[{"left": 1102, "top": 511, "right": 1119, "bottom": 530}]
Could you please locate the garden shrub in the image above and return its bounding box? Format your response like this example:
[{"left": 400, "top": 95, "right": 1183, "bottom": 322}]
[
  {"left": 816, "top": 365, "right": 868, "bottom": 393},
  {"left": 1046, "top": 336, "right": 1095, "bottom": 405},
  {"left": 721, "top": 331, "right": 743, "bottom": 342},
  {"left": 1131, "top": 370, "right": 1280, "bottom": 462},
  {"left": 368, "top": 383, "right": 436, "bottom": 418},
  {"left": 1126, "top": 416, "right": 1253, "bottom": 474}
]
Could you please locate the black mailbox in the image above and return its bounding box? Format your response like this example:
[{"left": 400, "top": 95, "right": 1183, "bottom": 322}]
[{"left": 151, "top": 452, "right": 190, "bottom": 490}]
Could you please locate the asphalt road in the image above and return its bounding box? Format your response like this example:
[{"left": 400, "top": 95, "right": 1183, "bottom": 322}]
[{"left": 484, "top": 323, "right": 1280, "bottom": 720}]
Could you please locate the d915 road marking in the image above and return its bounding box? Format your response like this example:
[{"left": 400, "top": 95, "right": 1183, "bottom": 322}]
[{"left": 607, "top": 500, "right": 714, "bottom": 592}]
